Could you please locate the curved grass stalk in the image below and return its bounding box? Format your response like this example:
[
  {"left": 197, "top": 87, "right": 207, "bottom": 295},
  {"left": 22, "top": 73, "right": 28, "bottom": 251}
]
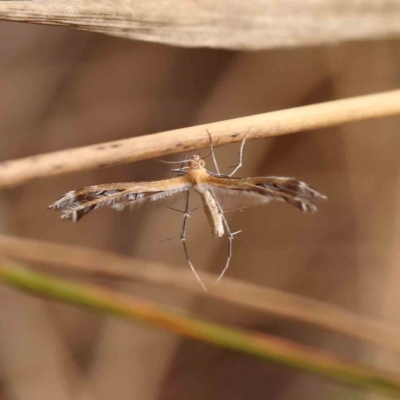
[
  {"left": 1, "top": 90, "right": 400, "bottom": 188},
  {"left": 0, "top": 233, "right": 399, "bottom": 355},
  {"left": 0, "top": 263, "right": 400, "bottom": 398}
]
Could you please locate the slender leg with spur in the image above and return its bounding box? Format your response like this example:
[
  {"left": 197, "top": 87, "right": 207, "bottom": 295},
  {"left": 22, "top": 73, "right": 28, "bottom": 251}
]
[
  {"left": 180, "top": 191, "right": 208, "bottom": 291},
  {"left": 216, "top": 129, "right": 249, "bottom": 279},
  {"left": 206, "top": 129, "right": 246, "bottom": 283},
  {"left": 206, "top": 129, "right": 249, "bottom": 177},
  {"left": 228, "top": 130, "right": 250, "bottom": 177},
  {"left": 214, "top": 198, "right": 242, "bottom": 284},
  {"left": 206, "top": 129, "right": 221, "bottom": 175}
]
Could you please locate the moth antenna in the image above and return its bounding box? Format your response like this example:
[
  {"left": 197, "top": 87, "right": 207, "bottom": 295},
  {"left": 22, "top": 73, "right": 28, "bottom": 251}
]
[
  {"left": 157, "top": 159, "right": 192, "bottom": 164},
  {"left": 176, "top": 152, "right": 190, "bottom": 176},
  {"left": 171, "top": 166, "right": 189, "bottom": 175}
]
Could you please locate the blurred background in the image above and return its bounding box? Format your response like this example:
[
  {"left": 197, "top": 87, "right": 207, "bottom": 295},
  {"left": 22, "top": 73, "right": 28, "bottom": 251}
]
[{"left": 0, "top": 13, "right": 399, "bottom": 400}]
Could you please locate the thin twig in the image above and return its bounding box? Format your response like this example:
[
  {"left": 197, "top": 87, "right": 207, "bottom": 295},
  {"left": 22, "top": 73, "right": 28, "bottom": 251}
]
[
  {"left": 1, "top": 264, "right": 400, "bottom": 398},
  {"left": 0, "top": 234, "right": 399, "bottom": 355},
  {"left": 1, "top": 89, "right": 400, "bottom": 188}
]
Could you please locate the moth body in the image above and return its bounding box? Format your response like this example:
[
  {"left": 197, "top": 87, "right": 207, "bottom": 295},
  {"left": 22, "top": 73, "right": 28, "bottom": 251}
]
[
  {"left": 184, "top": 156, "right": 224, "bottom": 237},
  {"left": 48, "top": 146, "right": 326, "bottom": 289},
  {"left": 49, "top": 154, "right": 325, "bottom": 234}
]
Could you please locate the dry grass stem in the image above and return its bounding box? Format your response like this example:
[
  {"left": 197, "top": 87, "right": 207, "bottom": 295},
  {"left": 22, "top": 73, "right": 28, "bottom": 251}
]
[
  {"left": 1, "top": 233, "right": 399, "bottom": 355},
  {"left": 1, "top": 89, "right": 400, "bottom": 188},
  {"left": 1, "top": 1, "right": 400, "bottom": 50},
  {"left": 1, "top": 264, "right": 400, "bottom": 398}
]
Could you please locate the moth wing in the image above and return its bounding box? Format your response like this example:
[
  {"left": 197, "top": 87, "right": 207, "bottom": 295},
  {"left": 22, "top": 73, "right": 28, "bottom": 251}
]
[
  {"left": 211, "top": 185, "right": 272, "bottom": 210},
  {"left": 49, "top": 178, "right": 190, "bottom": 222},
  {"left": 210, "top": 176, "right": 326, "bottom": 213}
]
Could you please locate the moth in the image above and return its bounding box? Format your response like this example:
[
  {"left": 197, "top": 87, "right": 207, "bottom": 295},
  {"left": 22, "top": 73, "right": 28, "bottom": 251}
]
[{"left": 49, "top": 132, "right": 326, "bottom": 290}]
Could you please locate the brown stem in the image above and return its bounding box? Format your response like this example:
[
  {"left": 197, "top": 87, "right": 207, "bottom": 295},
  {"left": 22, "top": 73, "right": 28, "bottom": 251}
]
[
  {"left": 1, "top": 89, "right": 400, "bottom": 188},
  {"left": 0, "top": 233, "right": 399, "bottom": 355}
]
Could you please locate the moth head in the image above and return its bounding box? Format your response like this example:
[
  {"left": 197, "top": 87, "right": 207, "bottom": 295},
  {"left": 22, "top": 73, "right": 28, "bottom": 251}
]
[{"left": 189, "top": 155, "right": 206, "bottom": 170}]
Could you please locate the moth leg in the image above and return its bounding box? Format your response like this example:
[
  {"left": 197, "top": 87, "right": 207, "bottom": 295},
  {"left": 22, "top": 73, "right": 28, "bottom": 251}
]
[
  {"left": 228, "top": 130, "right": 250, "bottom": 177},
  {"left": 180, "top": 191, "right": 208, "bottom": 291},
  {"left": 215, "top": 200, "right": 242, "bottom": 284},
  {"left": 158, "top": 204, "right": 197, "bottom": 243},
  {"left": 166, "top": 205, "right": 198, "bottom": 214},
  {"left": 206, "top": 129, "right": 221, "bottom": 175}
]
